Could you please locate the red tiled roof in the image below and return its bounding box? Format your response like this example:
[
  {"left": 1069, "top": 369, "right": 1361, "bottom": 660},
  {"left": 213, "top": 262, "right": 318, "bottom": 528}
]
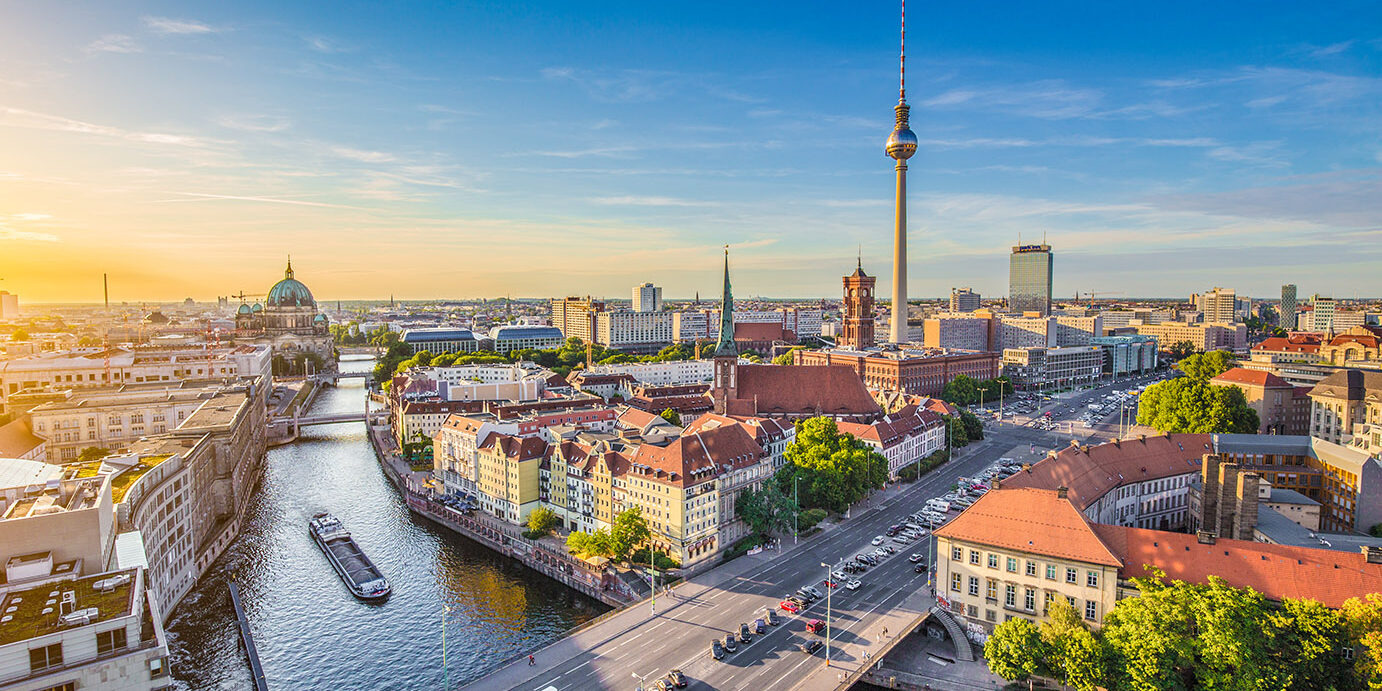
[
  {"left": 1092, "top": 524, "right": 1382, "bottom": 609},
  {"left": 1211, "top": 367, "right": 1291, "bottom": 388},
  {"left": 1000, "top": 434, "right": 1212, "bottom": 510},
  {"left": 933, "top": 488, "right": 1123, "bottom": 567},
  {"left": 734, "top": 322, "right": 787, "bottom": 342},
  {"left": 479, "top": 433, "right": 547, "bottom": 460},
  {"left": 1254, "top": 336, "right": 1320, "bottom": 354},
  {"left": 733, "top": 364, "right": 881, "bottom": 417}
]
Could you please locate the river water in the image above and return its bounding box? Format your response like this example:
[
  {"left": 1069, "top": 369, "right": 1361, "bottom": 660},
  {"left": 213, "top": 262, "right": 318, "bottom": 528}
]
[{"left": 166, "top": 355, "right": 607, "bottom": 690}]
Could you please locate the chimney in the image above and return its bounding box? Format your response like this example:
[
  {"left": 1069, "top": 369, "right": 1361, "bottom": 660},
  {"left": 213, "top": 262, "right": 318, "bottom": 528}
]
[
  {"left": 1056, "top": 486, "right": 1068, "bottom": 499},
  {"left": 1233, "top": 471, "right": 1260, "bottom": 541},
  {"left": 1138, "top": 434, "right": 1146, "bottom": 443},
  {"left": 1196, "top": 531, "right": 1217, "bottom": 545},
  {"left": 1363, "top": 546, "right": 1382, "bottom": 565},
  {"left": 991, "top": 478, "right": 1001, "bottom": 490}
]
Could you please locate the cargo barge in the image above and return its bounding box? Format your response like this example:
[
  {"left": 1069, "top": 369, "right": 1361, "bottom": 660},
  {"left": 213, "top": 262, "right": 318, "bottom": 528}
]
[{"left": 309, "top": 512, "right": 391, "bottom": 601}]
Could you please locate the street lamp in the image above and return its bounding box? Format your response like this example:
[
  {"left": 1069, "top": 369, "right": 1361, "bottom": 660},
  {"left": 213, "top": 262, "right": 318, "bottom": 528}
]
[
  {"left": 821, "top": 561, "right": 835, "bottom": 667},
  {"left": 632, "top": 670, "right": 652, "bottom": 691},
  {"left": 793, "top": 475, "right": 800, "bottom": 545}
]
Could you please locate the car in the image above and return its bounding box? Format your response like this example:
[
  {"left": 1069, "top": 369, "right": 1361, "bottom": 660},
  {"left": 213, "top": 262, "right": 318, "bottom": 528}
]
[
  {"left": 805, "top": 619, "right": 826, "bottom": 634},
  {"left": 909, "top": 553, "right": 924, "bottom": 563},
  {"left": 652, "top": 680, "right": 674, "bottom": 691},
  {"left": 710, "top": 639, "right": 725, "bottom": 660},
  {"left": 871, "top": 535, "right": 885, "bottom": 545},
  {"left": 787, "top": 595, "right": 807, "bottom": 606},
  {"left": 666, "top": 669, "right": 687, "bottom": 688},
  {"left": 846, "top": 579, "right": 862, "bottom": 590},
  {"left": 914, "top": 563, "right": 928, "bottom": 573},
  {"left": 755, "top": 618, "right": 768, "bottom": 634},
  {"left": 833, "top": 570, "right": 848, "bottom": 581},
  {"left": 892, "top": 536, "right": 911, "bottom": 545},
  {"left": 804, "top": 585, "right": 824, "bottom": 599},
  {"left": 765, "top": 609, "right": 779, "bottom": 626},
  {"left": 799, "top": 639, "right": 823, "bottom": 655},
  {"left": 723, "top": 633, "right": 737, "bottom": 653},
  {"left": 780, "top": 599, "right": 801, "bottom": 613},
  {"left": 739, "top": 622, "right": 753, "bottom": 643},
  {"left": 796, "top": 588, "right": 817, "bottom": 602},
  {"left": 822, "top": 578, "right": 838, "bottom": 589}
]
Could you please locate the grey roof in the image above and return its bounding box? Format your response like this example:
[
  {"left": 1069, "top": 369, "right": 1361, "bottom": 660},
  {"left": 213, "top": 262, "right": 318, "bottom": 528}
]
[
  {"left": 0, "top": 458, "right": 63, "bottom": 490},
  {"left": 489, "top": 325, "right": 563, "bottom": 340},
  {"left": 1266, "top": 487, "right": 1319, "bottom": 506},
  {"left": 401, "top": 328, "right": 476, "bottom": 343},
  {"left": 1211, "top": 433, "right": 1314, "bottom": 456},
  {"left": 1255, "top": 505, "right": 1382, "bottom": 553},
  {"left": 1309, "top": 369, "right": 1382, "bottom": 401}
]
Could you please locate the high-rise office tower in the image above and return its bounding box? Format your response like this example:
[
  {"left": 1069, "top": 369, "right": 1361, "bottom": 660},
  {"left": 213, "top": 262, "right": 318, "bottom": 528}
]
[
  {"left": 949, "top": 287, "right": 980, "bottom": 313},
  {"left": 885, "top": 2, "right": 917, "bottom": 343},
  {"left": 841, "top": 259, "right": 877, "bottom": 350},
  {"left": 1008, "top": 244, "right": 1053, "bottom": 315},
  {"left": 1200, "top": 287, "right": 1237, "bottom": 323},
  {"left": 1280, "top": 285, "right": 1297, "bottom": 330},
  {"left": 632, "top": 282, "right": 662, "bottom": 312}
]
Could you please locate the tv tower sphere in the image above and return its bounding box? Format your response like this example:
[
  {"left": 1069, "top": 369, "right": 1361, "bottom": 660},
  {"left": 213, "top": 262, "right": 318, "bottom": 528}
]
[{"left": 886, "top": 113, "right": 917, "bottom": 160}]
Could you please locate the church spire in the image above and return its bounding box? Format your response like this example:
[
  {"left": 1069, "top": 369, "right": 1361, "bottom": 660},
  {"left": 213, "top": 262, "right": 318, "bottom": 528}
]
[
  {"left": 712, "top": 246, "right": 737, "bottom": 357},
  {"left": 285, "top": 255, "right": 294, "bottom": 280}
]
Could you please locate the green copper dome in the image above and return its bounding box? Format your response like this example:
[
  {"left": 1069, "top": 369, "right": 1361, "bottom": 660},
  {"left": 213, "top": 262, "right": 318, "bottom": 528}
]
[{"left": 267, "top": 259, "right": 315, "bottom": 308}]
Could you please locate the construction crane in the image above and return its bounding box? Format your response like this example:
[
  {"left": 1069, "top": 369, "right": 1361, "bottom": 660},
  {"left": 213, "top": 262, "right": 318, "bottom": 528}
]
[
  {"left": 229, "top": 290, "right": 265, "bottom": 304},
  {"left": 1077, "top": 290, "right": 1124, "bottom": 306}
]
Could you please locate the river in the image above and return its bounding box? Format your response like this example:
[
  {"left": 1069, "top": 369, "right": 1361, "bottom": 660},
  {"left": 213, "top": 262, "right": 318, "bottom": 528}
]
[{"left": 166, "top": 355, "right": 607, "bottom": 690}]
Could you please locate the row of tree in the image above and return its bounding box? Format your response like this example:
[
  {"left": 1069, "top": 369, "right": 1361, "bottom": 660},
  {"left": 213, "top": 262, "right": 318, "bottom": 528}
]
[
  {"left": 1136, "top": 350, "right": 1260, "bottom": 433},
  {"left": 374, "top": 336, "right": 723, "bottom": 384},
  {"left": 939, "top": 374, "right": 1014, "bottom": 406},
  {"left": 986, "top": 573, "right": 1382, "bottom": 690},
  {"left": 564, "top": 506, "right": 653, "bottom": 563}
]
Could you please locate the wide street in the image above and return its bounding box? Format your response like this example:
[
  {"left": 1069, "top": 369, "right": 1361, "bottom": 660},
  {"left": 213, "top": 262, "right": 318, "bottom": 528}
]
[{"left": 471, "top": 375, "right": 1161, "bottom": 691}]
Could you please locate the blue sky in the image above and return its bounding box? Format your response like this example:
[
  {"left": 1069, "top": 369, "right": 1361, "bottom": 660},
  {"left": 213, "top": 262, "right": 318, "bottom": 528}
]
[{"left": 1, "top": 1, "right": 1379, "bottom": 302}]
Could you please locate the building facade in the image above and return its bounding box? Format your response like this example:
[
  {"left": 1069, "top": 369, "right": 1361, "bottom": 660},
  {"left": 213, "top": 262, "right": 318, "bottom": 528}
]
[
  {"left": 487, "top": 325, "right": 564, "bottom": 353},
  {"left": 1090, "top": 335, "right": 1159, "bottom": 376},
  {"left": 840, "top": 264, "right": 877, "bottom": 350},
  {"left": 949, "top": 288, "right": 980, "bottom": 313},
  {"left": 1008, "top": 244, "right": 1053, "bottom": 316},
  {"left": 922, "top": 314, "right": 993, "bottom": 352},
  {"left": 1209, "top": 368, "right": 1310, "bottom": 435},
  {"left": 1000, "top": 346, "right": 1103, "bottom": 390},
  {"left": 1199, "top": 287, "right": 1238, "bottom": 323},
  {"left": 794, "top": 348, "right": 1000, "bottom": 397},
  {"left": 1281, "top": 284, "right": 1298, "bottom": 330},
  {"left": 401, "top": 328, "right": 478, "bottom": 355},
  {"left": 550, "top": 297, "right": 606, "bottom": 344},
  {"left": 632, "top": 283, "right": 662, "bottom": 313}
]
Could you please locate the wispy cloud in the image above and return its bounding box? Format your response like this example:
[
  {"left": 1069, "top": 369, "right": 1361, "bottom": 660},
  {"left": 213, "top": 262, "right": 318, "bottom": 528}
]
[
  {"left": 921, "top": 81, "right": 1103, "bottom": 119},
  {"left": 1308, "top": 40, "right": 1354, "bottom": 58},
  {"left": 330, "top": 146, "right": 396, "bottom": 163},
  {"left": 149, "top": 192, "right": 365, "bottom": 210},
  {"left": 0, "top": 107, "right": 219, "bottom": 148},
  {"left": 520, "top": 145, "right": 640, "bottom": 159},
  {"left": 87, "top": 34, "right": 142, "bottom": 54},
  {"left": 590, "top": 196, "right": 719, "bottom": 207},
  {"left": 1207, "top": 141, "right": 1288, "bottom": 168},
  {"left": 12, "top": 213, "right": 52, "bottom": 221},
  {"left": 143, "top": 17, "right": 219, "bottom": 35},
  {"left": 305, "top": 36, "right": 351, "bottom": 53},
  {"left": 216, "top": 114, "right": 292, "bottom": 132},
  {"left": 0, "top": 226, "right": 59, "bottom": 242}
]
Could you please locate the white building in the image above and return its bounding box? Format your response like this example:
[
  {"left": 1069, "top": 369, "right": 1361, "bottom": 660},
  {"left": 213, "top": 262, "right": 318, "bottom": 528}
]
[
  {"left": 1001, "top": 346, "right": 1105, "bottom": 390},
  {"left": 585, "top": 359, "right": 714, "bottom": 386},
  {"left": 27, "top": 386, "right": 219, "bottom": 463},
  {"left": 594, "top": 311, "right": 673, "bottom": 351},
  {"left": 632, "top": 283, "right": 662, "bottom": 313},
  {"left": 487, "top": 325, "right": 564, "bottom": 353},
  {"left": 0, "top": 345, "right": 272, "bottom": 402},
  {"left": 0, "top": 291, "right": 17, "bottom": 320},
  {"left": 838, "top": 408, "right": 945, "bottom": 477}
]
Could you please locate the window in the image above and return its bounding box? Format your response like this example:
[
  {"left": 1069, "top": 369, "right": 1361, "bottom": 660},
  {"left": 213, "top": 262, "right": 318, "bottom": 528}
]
[
  {"left": 986, "top": 579, "right": 997, "bottom": 601},
  {"left": 97, "top": 627, "right": 127, "bottom": 655},
  {"left": 36, "top": 683, "right": 75, "bottom": 691},
  {"left": 1066, "top": 567, "right": 1078, "bottom": 584},
  {"left": 1024, "top": 588, "right": 1036, "bottom": 611},
  {"left": 1087, "top": 571, "right": 1099, "bottom": 588},
  {"left": 969, "top": 550, "right": 980, "bottom": 565},
  {"left": 987, "top": 553, "right": 999, "bottom": 569},
  {"left": 29, "top": 643, "right": 63, "bottom": 673},
  {"left": 1004, "top": 584, "right": 1016, "bottom": 608},
  {"left": 968, "top": 576, "right": 980, "bottom": 596},
  {"left": 951, "top": 546, "right": 962, "bottom": 561},
  {"left": 1006, "top": 557, "right": 1018, "bottom": 573},
  {"left": 1046, "top": 564, "right": 1057, "bottom": 580},
  {"left": 951, "top": 572, "right": 961, "bottom": 592},
  {"left": 1085, "top": 600, "right": 1098, "bottom": 621},
  {"left": 1026, "top": 561, "right": 1037, "bottom": 577}
]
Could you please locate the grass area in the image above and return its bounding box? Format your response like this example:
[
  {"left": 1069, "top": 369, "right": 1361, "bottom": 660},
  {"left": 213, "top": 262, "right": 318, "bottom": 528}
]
[
  {"left": 722, "top": 533, "right": 769, "bottom": 563},
  {"left": 0, "top": 571, "right": 135, "bottom": 645},
  {"left": 110, "top": 455, "right": 172, "bottom": 503},
  {"left": 72, "top": 461, "right": 103, "bottom": 478}
]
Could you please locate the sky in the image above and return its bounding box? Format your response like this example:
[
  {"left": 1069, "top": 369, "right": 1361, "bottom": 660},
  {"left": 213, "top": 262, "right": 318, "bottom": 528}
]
[{"left": 1, "top": 1, "right": 1379, "bottom": 304}]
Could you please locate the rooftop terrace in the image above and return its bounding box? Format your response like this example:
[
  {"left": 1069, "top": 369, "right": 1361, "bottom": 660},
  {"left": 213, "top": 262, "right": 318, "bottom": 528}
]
[{"left": 0, "top": 568, "right": 137, "bottom": 645}]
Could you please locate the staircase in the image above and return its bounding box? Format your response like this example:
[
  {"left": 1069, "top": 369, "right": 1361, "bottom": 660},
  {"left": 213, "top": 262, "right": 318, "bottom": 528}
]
[{"left": 928, "top": 605, "right": 975, "bottom": 661}]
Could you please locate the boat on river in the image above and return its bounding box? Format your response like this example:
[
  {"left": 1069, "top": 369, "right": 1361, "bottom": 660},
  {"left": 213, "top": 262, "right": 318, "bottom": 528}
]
[{"left": 309, "top": 512, "right": 391, "bottom": 601}]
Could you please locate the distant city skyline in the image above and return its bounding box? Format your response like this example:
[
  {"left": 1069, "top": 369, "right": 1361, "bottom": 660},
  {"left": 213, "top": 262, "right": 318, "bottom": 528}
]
[{"left": 2, "top": 2, "right": 1379, "bottom": 302}]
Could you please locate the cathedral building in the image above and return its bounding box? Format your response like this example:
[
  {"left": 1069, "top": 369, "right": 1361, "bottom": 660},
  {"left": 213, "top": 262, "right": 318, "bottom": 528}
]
[{"left": 235, "top": 259, "right": 335, "bottom": 373}]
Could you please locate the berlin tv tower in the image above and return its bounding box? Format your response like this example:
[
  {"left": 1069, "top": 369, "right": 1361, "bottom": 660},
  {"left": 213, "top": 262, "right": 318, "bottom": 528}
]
[{"left": 885, "top": 0, "right": 917, "bottom": 344}]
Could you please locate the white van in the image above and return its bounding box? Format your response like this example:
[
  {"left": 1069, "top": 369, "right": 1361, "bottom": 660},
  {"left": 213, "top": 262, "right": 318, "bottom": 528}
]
[{"left": 927, "top": 500, "right": 951, "bottom": 513}]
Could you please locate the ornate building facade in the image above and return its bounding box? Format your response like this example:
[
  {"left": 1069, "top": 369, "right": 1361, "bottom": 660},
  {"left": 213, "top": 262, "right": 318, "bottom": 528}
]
[
  {"left": 841, "top": 261, "right": 876, "bottom": 350},
  {"left": 235, "top": 260, "right": 334, "bottom": 372}
]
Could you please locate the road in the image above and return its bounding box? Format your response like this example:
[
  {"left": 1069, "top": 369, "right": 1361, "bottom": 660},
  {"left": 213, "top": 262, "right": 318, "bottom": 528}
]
[{"left": 477, "top": 375, "right": 1164, "bottom": 691}]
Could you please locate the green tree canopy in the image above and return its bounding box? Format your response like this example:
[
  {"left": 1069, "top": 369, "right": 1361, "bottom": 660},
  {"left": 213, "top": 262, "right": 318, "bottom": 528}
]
[
  {"left": 658, "top": 408, "right": 682, "bottom": 427},
  {"left": 9, "top": 329, "right": 29, "bottom": 341},
  {"left": 1176, "top": 350, "right": 1235, "bottom": 381},
  {"left": 610, "top": 507, "right": 651, "bottom": 561},
  {"left": 735, "top": 480, "right": 798, "bottom": 537},
  {"left": 941, "top": 374, "right": 979, "bottom": 405},
  {"left": 1041, "top": 599, "right": 1107, "bottom": 691},
  {"left": 985, "top": 617, "right": 1047, "bottom": 683},
  {"left": 778, "top": 417, "right": 888, "bottom": 513},
  {"left": 1136, "top": 376, "right": 1259, "bottom": 434},
  {"left": 526, "top": 506, "right": 560, "bottom": 535},
  {"left": 1167, "top": 340, "right": 1197, "bottom": 360}
]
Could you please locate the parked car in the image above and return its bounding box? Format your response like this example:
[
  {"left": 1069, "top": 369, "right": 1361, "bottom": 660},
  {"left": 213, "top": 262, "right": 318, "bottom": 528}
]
[
  {"left": 822, "top": 578, "right": 838, "bottom": 589},
  {"left": 871, "top": 535, "right": 885, "bottom": 545},
  {"left": 666, "top": 669, "right": 687, "bottom": 688},
  {"left": 780, "top": 599, "right": 801, "bottom": 613},
  {"left": 799, "top": 639, "right": 823, "bottom": 654},
  {"left": 738, "top": 622, "right": 753, "bottom": 643},
  {"left": 723, "top": 633, "right": 737, "bottom": 653},
  {"left": 803, "top": 585, "right": 824, "bottom": 599},
  {"left": 754, "top": 618, "right": 767, "bottom": 634},
  {"left": 806, "top": 619, "right": 826, "bottom": 635},
  {"left": 787, "top": 594, "right": 807, "bottom": 606},
  {"left": 765, "top": 609, "right": 779, "bottom": 626},
  {"left": 846, "top": 579, "right": 862, "bottom": 590},
  {"left": 710, "top": 639, "right": 725, "bottom": 659},
  {"left": 652, "top": 679, "right": 673, "bottom": 691}
]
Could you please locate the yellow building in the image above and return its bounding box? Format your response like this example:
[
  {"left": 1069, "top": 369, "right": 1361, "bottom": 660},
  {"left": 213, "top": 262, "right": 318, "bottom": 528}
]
[{"left": 476, "top": 434, "right": 545, "bottom": 523}]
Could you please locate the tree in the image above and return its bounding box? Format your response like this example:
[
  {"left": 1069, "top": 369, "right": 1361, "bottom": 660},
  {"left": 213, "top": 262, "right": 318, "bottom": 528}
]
[
  {"left": 9, "top": 329, "right": 29, "bottom": 341},
  {"left": 780, "top": 418, "right": 889, "bottom": 513},
  {"left": 941, "top": 374, "right": 979, "bottom": 405},
  {"left": 1136, "top": 352, "right": 1260, "bottom": 434},
  {"left": 1266, "top": 598, "right": 1351, "bottom": 690},
  {"left": 942, "top": 415, "right": 970, "bottom": 449},
  {"left": 610, "top": 507, "right": 651, "bottom": 561},
  {"left": 1102, "top": 572, "right": 1199, "bottom": 691},
  {"left": 527, "top": 507, "right": 560, "bottom": 535},
  {"left": 985, "top": 617, "right": 1047, "bottom": 684},
  {"left": 1041, "top": 598, "right": 1108, "bottom": 691},
  {"left": 736, "top": 480, "right": 797, "bottom": 537},
  {"left": 1342, "top": 593, "right": 1382, "bottom": 689},
  {"left": 958, "top": 408, "right": 984, "bottom": 441},
  {"left": 1176, "top": 350, "right": 1235, "bottom": 381},
  {"left": 1167, "top": 340, "right": 1197, "bottom": 360},
  {"left": 772, "top": 347, "right": 802, "bottom": 366},
  {"left": 566, "top": 528, "right": 616, "bottom": 559},
  {"left": 658, "top": 409, "right": 682, "bottom": 427},
  {"left": 77, "top": 447, "right": 112, "bottom": 462}
]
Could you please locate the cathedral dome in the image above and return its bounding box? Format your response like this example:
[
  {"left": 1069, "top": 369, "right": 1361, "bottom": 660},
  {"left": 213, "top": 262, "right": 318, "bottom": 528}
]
[
  {"left": 267, "top": 259, "right": 315, "bottom": 308},
  {"left": 251, "top": 303, "right": 263, "bottom": 313},
  {"left": 237, "top": 303, "right": 252, "bottom": 315}
]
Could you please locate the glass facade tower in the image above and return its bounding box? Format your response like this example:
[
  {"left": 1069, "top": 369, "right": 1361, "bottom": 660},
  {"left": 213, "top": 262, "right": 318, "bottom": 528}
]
[{"left": 1009, "top": 244, "right": 1053, "bottom": 316}]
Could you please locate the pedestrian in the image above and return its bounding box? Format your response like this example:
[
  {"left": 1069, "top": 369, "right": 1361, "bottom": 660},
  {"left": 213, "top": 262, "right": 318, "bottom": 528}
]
[{"left": 528, "top": 654, "right": 535, "bottom": 666}]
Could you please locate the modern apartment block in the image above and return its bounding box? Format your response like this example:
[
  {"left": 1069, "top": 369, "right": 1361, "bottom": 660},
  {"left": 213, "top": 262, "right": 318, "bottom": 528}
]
[
  {"left": 1089, "top": 335, "right": 1158, "bottom": 376},
  {"left": 632, "top": 283, "right": 662, "bottom": 313},
  {"left": 594, "top": 311, "right": 673, "bottom": 353},
  {"left": 922, "top": 313, "right": 993, "bottom": 352},
  {"left": 1008, "top": 244, "right": 1053, "bottom": 316},
  {"left": 1135, "top": 321, "right": 1247, "bottom": 353},
  {"left": 994, "top": 314, "right": 1102, "bottom": 351},
  {"left": 1198, "top": 287, "right": 1238, "bottom": 323},
  {"left": 1000, "top": 346, "right": 1104, "bottom": 390},
  {"left": 949, "top": 287, "right": 980, "bottom": 313},
  {"left": 550, "top": 297, "right": 606, "bottom": 344},
  {"left": 1280, "top": 284, "right": 1298, "bottom": 330}
]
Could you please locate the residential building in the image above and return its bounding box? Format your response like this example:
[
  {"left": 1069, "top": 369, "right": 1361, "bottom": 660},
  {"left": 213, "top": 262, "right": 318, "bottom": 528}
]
[
  {"left": 594, "top": 311, "right": 673, "bottom": 353},
  {"left": 1281, "top": 285, "right": 1298, "bottom": 330},
  {"left": 26, "top": 386, "right": 221, "bottom": 463},
  {"left": 0, "top": 459, "right": 115, "bottom": 577},
  {"left": 795, "top": 348, "right": 999, "bottom": 398},
  {"left": 1090, "top": 335, "right": 1159, "bottom": 376},
  {"left": 672, "top": 310, "right": 714, "bottom": 343},
  {"left": 1134, "top": 321, "right": 1247, "bottom": 353},
  {"left": 837, "top": 405, "right": 944, "bottom": 478},
  {"left": 487, "top": 325, "right": 564, "bottom": 353},
  {"left": 1208, "top": 368, "right": 1311, "bottom": 435},
  {"left": 1000, "top": 346, "right": 1103, "bottom": 390},
  {"left": 400, "top": 328, "right": 478, "bottom": 355},
  {"left": 0, "top": 345, "right": 272, "bottom": 402},
  {"left": 0, "top": 418, "right": 47, "bottom": 461},
  {"left": 632, "top": 283, "right": 662, "bottom": 313},
  {"left": 475, "top": 434, "right": 547, "bottom": 523},
  {"left": 935, "top": 486, "right": 1382, "bottom": 635},
  {"left": 949, "top": 288, "right": 980, "bottom": 313},
  {"left": 778, "top": 308, "right": 823, "bottom": 339},
  {"left": 584, "top": 360, "right": 713, "bottom": 387},
  {"left": 0, "top": 563, "right": 171, "bottom": 691},
  {"left": 922, "top": 313, "right": 993, "bottom": 352},
  {"left": 1308, "top": 296, "right": 1338, "bottom": 332},
  {"left": 1008, "top": 244, "right": 1053, "bottom": 316},
  {"left": 1199, "top": 287, "right": 1237, "bottom": 323},
  {"left": 550, "top": 297, "right": 606, "bottom": 344},
  {"left": 0, "top": 291, "right": 17, "bottom": 320}
]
